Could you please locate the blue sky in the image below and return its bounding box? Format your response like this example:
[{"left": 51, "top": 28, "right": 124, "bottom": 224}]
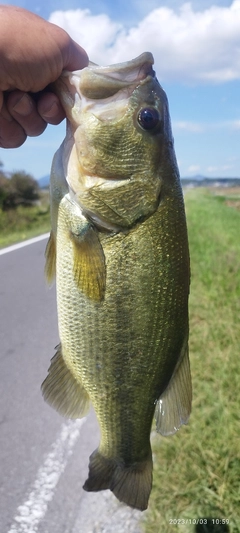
[{"left": 1, "top": 0, "right": 240, "bottom": 180}]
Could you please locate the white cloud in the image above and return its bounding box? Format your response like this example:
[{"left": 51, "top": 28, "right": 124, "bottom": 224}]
[
  {"left": 228, "top": 119, "right": 240, "bottom": 129},
  {"left": 173, "top": 121, "right": 204, "bottom": 132},
  {"left": 173, "top": 119, "right": 240, "bottom": 132},
  {"left": 206, "top": 164, "right": 234, "bottom": 173},
  {"left": 49, "top": 9, "right": 122, "bottom": 63},
  {"left": 188, "top": 165, "right": 201, "bottom": 173},
  {"left": 206, "top": 165, "right": 219, "bottom": 173},
  {"left": 49, "top": 1, "right": 240, "bottom": 83}
]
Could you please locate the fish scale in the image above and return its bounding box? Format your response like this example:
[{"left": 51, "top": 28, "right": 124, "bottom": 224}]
[
  {"left": 42, "top": 52, "right": 191, "bottom": 511},
  {"left": 56, "top": 196, "right": 187, "bottom": 452}
]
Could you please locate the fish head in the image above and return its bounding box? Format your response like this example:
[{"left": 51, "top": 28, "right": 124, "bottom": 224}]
[{"left": 54, "top": 53, "right": 178, "bottom": 231}]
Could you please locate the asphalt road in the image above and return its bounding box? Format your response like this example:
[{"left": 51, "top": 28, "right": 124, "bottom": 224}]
[{"left": 0, "top": 236, "right": 144, "bottom": 533}]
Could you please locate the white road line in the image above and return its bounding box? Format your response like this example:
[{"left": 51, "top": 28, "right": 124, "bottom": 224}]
[
  {"left": 0, "top": 233, "right": 50, "bottom": 256},
  {"left": 8, "top": 418, "right": 86, "bottom": 533}
]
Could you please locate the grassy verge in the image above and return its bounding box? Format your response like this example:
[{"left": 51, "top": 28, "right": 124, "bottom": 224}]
[
  {"left": 144, "top": 188, "right": 240, "bottom": 533},
  {"left": 0, "top": 191, "right": 50, "bottom": 248}
]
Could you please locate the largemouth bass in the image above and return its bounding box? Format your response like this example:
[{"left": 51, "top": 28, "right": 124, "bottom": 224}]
[{"left": 42, "top": 52, "right": 191, "bottom": 511}]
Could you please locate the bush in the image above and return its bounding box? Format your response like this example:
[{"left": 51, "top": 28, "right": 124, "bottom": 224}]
[
  {"left": 0, "top": 170, "right": 40, "bottom": 210},
  {"left": 0, "top": 173, "right": 15, "bottom": 210}
]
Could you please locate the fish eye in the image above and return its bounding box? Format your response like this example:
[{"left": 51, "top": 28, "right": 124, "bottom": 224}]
[{"left": 137, "top": 107, "right": 161, "bottom": 131}]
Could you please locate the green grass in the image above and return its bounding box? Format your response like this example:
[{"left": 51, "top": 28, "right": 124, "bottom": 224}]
[
  {"left": 143, "top": 188, "right": 240, "bottom": 533},
  {"left": 1, "top": 186, "right": 239, "bottom": 531},
  {"left": 0, "top": 192, "right": 50, "bottom": 248}
]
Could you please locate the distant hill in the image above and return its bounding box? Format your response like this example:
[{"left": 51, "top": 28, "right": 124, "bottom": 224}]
[
  {"left": 181, "top": 176, "right": 240, "bottom": 187},
  {"left": 38, "top": 175, "right": 50, "bottom": 188}
]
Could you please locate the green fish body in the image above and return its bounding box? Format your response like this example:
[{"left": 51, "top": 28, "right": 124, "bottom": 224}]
[{"left": 42, "top": 52, "right": 191, "bottom": 511}]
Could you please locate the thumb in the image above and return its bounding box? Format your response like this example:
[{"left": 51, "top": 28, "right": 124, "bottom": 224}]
[
  {"left": 59, "top": 33, "right": 89, "bottom": 72},
  {"left": 67, "top": 41, "right": 89, "bottom": 71}
]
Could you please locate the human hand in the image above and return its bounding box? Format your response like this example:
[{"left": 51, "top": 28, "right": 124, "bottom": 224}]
[{"left": 0, "top": 6, "right": 88, "bottom": 148}]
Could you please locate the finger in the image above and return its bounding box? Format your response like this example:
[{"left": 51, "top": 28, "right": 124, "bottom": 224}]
[
  {"left": 37, "top": 92, "right": 65, "bottom": 125},
  {"left": 0, "top": 102, "right": 26, "bottom": 148},
  {"left": 63, "top": 39, "right": 89, "bottom": 71},
  {"left": 6, "top": 90, "right": 47, "bottom": 137}
]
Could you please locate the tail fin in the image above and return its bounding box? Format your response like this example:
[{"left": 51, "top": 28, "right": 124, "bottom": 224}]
[{"left": 83, "top": 449, "right": 152, "bottom": 511}]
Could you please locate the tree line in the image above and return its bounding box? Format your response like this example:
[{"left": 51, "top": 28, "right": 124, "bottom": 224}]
[{"left": 0, "top": 161, "right": 40, "bottom": 210}]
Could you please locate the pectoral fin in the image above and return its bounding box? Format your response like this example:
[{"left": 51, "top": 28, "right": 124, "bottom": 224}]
[
  {"left": 155, "top": 337, "right": 192, "bottom": 436},
  {"left": 44, "top": 231, "right": 56, "bottom": 284},
  {"left": 41, "top": 344, "right": 90, "bottom": 419},
  {"left": 70, "top": 226, "right": 106, "bottom": 302}
]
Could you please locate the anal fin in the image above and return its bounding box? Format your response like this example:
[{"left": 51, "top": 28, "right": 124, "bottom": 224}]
[
  {"left": 41, "top": 344, "right": 90, "bottom": 419},
  {"left": 155, "top": 338, "right": 192, "bottom": 436},
  {"left": 70, "top": 226, "right": 106, "bottom": 302},
  {"left": 44, "top": 231, "right": 56, "bottom": 284}
]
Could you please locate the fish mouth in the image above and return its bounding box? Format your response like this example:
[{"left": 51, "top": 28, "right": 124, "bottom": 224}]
[
  {"left": 87, "top": 51, "right": 154, "bottom": 81},
  {"left": 56, "top": 53, "right": 157, "bottom": 195},
  {"left": 76, "top": 52, "right": 155, "bottom": 99},
  {"left": 56, "top": 52, "right": 155, "bottom": 113}
]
